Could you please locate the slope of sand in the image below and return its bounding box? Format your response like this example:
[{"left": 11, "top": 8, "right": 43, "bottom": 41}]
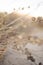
[{"left": 0, "top": 12, "right": 43, "bottom": 65}]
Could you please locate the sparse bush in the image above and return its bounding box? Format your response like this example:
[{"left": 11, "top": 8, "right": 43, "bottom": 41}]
[
  {"left": 32, "top": 17, "right": 36, "bottom": 22},
  {"left": 36, "top": 17, "right": 43, "bottom": 27}
]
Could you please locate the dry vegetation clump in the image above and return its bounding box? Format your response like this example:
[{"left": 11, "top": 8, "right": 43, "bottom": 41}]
[
  {"left": 36, "top": 17, "right": 43, "bottom": 27},
  {"left": 28, "top": 35, "right": 43, "bottom": 45},
  {"left": 0, "top": 34, "right": 8, "bottom": 59},
  {"left": 0, "top": 12, "right": 22, "bottom": 35},
  {"left": 32, "top": 17, "right": 36, "bottom": 22},
  {"left": 3, "top": 12, "right": 21, "bottom": 25},
  {"left": 0, "top": 12, "right": 7, "bottom": 28}
]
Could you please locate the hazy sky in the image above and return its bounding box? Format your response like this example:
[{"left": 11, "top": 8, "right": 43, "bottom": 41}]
[{"left": 0, "top": 0, "right": 43, "bottom": 16}]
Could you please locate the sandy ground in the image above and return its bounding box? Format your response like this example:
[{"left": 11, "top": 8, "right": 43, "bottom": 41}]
[
  {"left": 0, "top": 42, "right": 43, "bottom": 65},
  {"left": 0, "top": 15, "right": 43, "bottom": 65}
]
